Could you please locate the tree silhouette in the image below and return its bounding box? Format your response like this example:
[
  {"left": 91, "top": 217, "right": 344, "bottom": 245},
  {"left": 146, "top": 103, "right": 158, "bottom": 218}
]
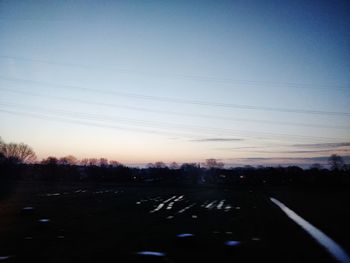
[
  {"left": 169, "top": 162, "right": 179, "bottom": 169},
  {"left": 109, "top": 160, "right": 122, "bottom": 167},
  {"left": 310, "top": 163, "right": 323, "bottom": 170},
  {"left": 154, "top": 161, "right": 166, "bottom": 169},
  {"left": 41, "top": 156, "right": 59, "bottom": 166},
  {"left": 0, "top": 137, "right": 4, "bottom": 164},
  {"left": 204, "top": 158, "right": 224, "bottom": 169},
  {"left": 328, "top": 154, "right": 344, "bottom": 171},
  {"left": 0, "top": 137, "right": 4, "bottom": 148},
  {"left": 0, "top": 142, "right": 36, "bottom": 163},
  {"left": 99, "top": 158, "right": 109, "bottom": 167},
  {"left": 58, "top": 155, "right": 78, "bottom": 165}
]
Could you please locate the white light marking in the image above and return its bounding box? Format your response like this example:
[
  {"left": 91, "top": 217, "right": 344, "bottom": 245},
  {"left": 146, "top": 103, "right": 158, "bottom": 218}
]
[
  {"left": 217, "top": 200, "right": 225, "bottom": 210},
  {"left": 164, "top": 196, "right": 177, "bottom": 203},
  {"left": 149, "top": 203, "right": 164, "bottom": 213},
  {"left": 201, "top": 201, "right": 209, "bottom": 207},
  {"left": 177, "top": 233, "right": 194, "bottom": 238},
  {"left": 136, "top": 251, "right": 166, "bottom": 257},
  {"left": 22, "top": 207, "right": 34, "bottom": 211},
  {"left": 46, "top": 193, "right": 60, "bottom": 196},
  {"left": 38, "top": 219, "right": 50, "bottom": 223},
  {"left": 166, "top": 202, "right": 174, "bottom": 210},
  {"left": 174, "top": 195, "right": 184, "bottom": 202},
  {"left": 178, "top": 203, "right": 196, "bottom": 214},
  {"left": 225, "top": 240, "right": 241, "bottom": 247},
  {"left": 149, "top": 196, "right": 177, "bottom": 213},
  {"left": 205, "top": 200, "right": 217, "bottom": 209},
  {"left": 270, "top": 197, "right": 350, "bottom": 263},
  {"left": 224, "top": 205, "right": 232, "bottom": 212}
]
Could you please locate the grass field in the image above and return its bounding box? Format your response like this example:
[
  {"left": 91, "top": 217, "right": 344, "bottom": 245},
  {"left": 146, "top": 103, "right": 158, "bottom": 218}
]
[{"left": 0, "top": 182, "right": 349, "bottom": 262}]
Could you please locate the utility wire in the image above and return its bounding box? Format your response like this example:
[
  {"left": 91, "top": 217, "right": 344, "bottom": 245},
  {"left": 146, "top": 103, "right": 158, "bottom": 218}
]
[
  {"left": 0, "top": 87, "right": 347, "bottom": 130},
  {"left": 0, "top": 76, "right": 349, "bottom": 116},
  {"left": 0, "top": 55, "right": 349, "bottom": 90},
  {"left": 0, "top": 102, "right": 346, "bottom": 142}
]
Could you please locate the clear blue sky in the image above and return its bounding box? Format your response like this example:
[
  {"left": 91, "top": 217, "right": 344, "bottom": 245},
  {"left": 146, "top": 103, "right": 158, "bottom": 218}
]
[{"left": 0, "top": 0, "right": 349, "bottom": 166}]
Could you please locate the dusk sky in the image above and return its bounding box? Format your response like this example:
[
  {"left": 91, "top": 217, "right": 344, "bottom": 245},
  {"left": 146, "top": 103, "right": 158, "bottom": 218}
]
[{"left": 0, "top": 0, "right": 349, "bottom": 166}]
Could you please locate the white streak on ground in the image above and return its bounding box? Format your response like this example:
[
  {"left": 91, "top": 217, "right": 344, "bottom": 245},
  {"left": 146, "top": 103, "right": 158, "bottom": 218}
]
[
  {"left": 205, "top": 200, "right": 217, "bottom": 209},
  {"left": 149, "top": 196, "right": 177, "bottom": 213},
  {"left": 270, "top": 197, "right": 350, "bottom": 263},
  {"left": 177, "top": 203, "right": 196, "bottom": 214},
  {"left": 217, "top": 200, "right": 225, "bottom": 209}
]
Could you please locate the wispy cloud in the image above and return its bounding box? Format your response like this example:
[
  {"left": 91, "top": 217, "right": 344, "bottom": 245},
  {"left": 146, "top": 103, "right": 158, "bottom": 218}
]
[
  {"left": 191, "top": 138, "right": 243, "bottom": 142},
  {"left": 292, "top": 142, "right": 350, "bottom": 149},
  {"left": 224, "top": 155, "right": 350, "bottom": 168},
  {"left": 249, "top": 149, "right": 350, "bottom": 154}
]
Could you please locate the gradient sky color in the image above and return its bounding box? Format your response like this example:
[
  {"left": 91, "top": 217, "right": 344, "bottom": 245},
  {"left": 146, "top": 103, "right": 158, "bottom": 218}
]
[{"left": 0, "top": 0, "right": 349, "bottom": 166}]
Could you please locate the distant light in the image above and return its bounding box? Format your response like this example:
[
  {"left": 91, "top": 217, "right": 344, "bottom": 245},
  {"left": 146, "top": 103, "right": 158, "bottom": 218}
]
[
  {"left": 38, "top": 219, "right": 50, "bottom": 223},
  {"left": 22, "top": 206, "right": 34, "bottom": 210},
  {"left": 136, "top": 251, "right": 166, "bottom": 257},
  {"left": 225, "top": 240, "right": 241, "bottom": 247},
  {"left": 176, "top": 233, "right": 194, "bottom": 238}
]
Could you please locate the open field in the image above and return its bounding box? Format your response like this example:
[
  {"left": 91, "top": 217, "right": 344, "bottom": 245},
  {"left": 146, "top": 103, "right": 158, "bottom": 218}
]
[{"left": 0, "top": 182, "right": 349, "bottom": 262}]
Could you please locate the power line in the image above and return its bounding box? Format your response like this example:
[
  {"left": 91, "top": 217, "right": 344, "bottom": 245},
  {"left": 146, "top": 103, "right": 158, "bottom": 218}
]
[
  {"left": 0, "top": 108, "right": 204, "bottom": 139},
  {"left": 0, "top": 55, "right": 349, "bottom": 90},
  {"left": 1, "top": 76, "right": 349, "bottom": 117},
  {"left": 0, "top": 82, "right": 348, "bottom": 130},
  {"left": 0, "top": 102, "right": 346, "bottom": 142},
  {"left": 1, "top": 87, "right": 349, "bottom": 132}
]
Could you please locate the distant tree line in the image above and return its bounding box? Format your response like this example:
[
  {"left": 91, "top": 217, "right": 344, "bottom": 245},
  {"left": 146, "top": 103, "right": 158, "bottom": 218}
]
[{"left": 1, "top": 137, "right": 349, "bottom": 186}]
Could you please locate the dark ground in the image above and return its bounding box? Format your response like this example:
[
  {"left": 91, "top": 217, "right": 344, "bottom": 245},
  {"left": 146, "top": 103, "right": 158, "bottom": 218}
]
[{"left": 0, "top": 182, "right": 349, "bottom": 263}]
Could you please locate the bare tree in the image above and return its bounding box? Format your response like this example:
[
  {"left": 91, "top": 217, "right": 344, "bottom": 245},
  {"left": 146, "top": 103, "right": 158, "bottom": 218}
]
[
  {"left": 109, "top": 160, "right": 122, "bottom": 167},
  {"left": 99, "top": 158, "right": 109, "bottom": 167},
  {"left": 0, "top": 137, "right": 4, "bottom": 148},
  {"left": 88, "top": 158, "right": 99, "bottom": 166},
  {"left": 41, "top": 156, "right": 58, "bottom": 166},
  {"left": 58, "top": 155, "right": 77, "bottom": 165},
  {"left": 0, "top": 137, "right": 5, "bottom": 163},
  {"left": 310, "top": 163, "right": 323, "bottom": 170},
  {"left": 80, "top": 158, "right": 90, "bottom": 166},
  {"left": 169, "top": 162, "right": 179, "bottom": 169},
  {"left": 328, "top": 154, "right": 344, "bottom": 171},
  {"left": 204, "top": 158, "right": 224, "bottom": 169},
  {"left": 146, "top": 163, "right": 155, "bottom": 168},
  {"left": 79, "top": 158, "right": 101, "bottom": 166},
  {"left": 154, "top": 161, "right": 167, "bottom": 168},
  {"left": 0, "top": 142, "right": 36, "bottom": 163}
]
